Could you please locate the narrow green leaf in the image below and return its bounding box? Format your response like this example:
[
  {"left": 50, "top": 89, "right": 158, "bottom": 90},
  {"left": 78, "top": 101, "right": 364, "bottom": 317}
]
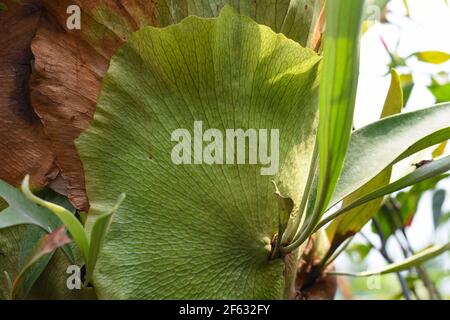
[
  {"left": 0, "top": 180, "right": 60, "bottom": 231},
  {"left": 432, "top": 141, "right": 447, "bottom": 158},
  {"left": 316, "top": 0, "right": 365, "bottom": 215},
  {"left": 85, "top": 193, "right": 125, "bottom": 284},
  {"left": 3, "top": 271, "right": 12, "bottom": 299},
  {"left": 414, "top": 51, "right": 450, "bottom": 64},
  {"left": 399, "top": 73, "right": 414, "bottom": 106},
  {"left": 331, "top": 103, "right": 450, "bottom": 208},
  {"left": 11, "top": 226, "right": 71, "bottom": 299},
  {"left": 21, "top": 175, "right": 90, "bottom": 265},
  {"left": 0, "top": 181, "right": 75, "bottom": 274},
  {"left": 327, "top": 69, "right": 403, "bottom": 247},
  {"left": 428, "top": 81, "right": 450, "bottom": 103},
  {"left": 381, "top": 69, "right": 403, "bottom": 117},
  {"left": 330, "top": 242, "right": 450, "bottom": 277},
  {"left": 317, "top": 155, "right": 450, "bottom": 230},
  {"left": 432, "top": 189, "right": 446, "bottom": 229},
  {"left": 403, "top": 0, "right": 411, "bottom": 17},
  {"left": 17, "top": 226, "right": 55, "bottom": 298}
]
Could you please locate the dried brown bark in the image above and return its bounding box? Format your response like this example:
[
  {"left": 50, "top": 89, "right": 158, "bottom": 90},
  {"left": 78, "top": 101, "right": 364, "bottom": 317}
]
[
  {"left": 292, "top": 235, "right": 338, "bottom": 300},
  {"left": 0, "top": 1, "right": 170, "bottom": 209},
  {"left": 29, "top": 0, "right": 161, "bottom": 210},
  {"left": 30, "top": 7, "right": 114, "bottom": 210},
  {"left": 0, "top": 0, "right": 59, "bottom": 189}
]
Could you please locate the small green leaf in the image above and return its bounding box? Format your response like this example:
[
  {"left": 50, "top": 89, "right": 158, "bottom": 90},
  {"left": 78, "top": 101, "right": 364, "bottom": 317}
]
[
  {"left": 0, "top": 180, "right": 75, "bottom": 270},
  {"left": 85, "top": 193, "right": 125, "bottom": 284},
  {"left": 11, "top": 226, "right": 71, "bottom": 299},
  {"left": 21, "top": 176, "right": 125, "bottom": 286},
  {"left": 428, "top": 81, "right": 450, "bottom": 103},
  {"left": 432, "top": 141, "right": 447, "bottom": 158},
  {"left": 271, "top": 182, "right": 294, "bottom": 257},
  {"left": 21, "top": 175, "right": 90, "bottom": 265},
  {"left": 346, "top": 243, "right": 372, "bottom": 263},
  {"left": 413, "top": 51, "right": 450, "bottom": 64},
  {"left": 440, "top": 211, "right": 450, "bottom": 225},
  {"left": 0, "top": 179, "right": 61, "bottom": 232},
  {"left": 3, "top": 271, "right": 13, "bottom": 299},
  {"left": 399, "top": 73, "right": 414, "bottom": 106},
  {"left": 432, "top": 189, "right": 446, "bottom": 229},
  {"left": 381, "top": 69, "right": 404, "bottom": 117}
]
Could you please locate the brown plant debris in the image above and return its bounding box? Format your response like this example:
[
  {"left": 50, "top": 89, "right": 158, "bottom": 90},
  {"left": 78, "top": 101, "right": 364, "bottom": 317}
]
[{"left": 0, "top": 0, "right": 59, "bottom": 189}]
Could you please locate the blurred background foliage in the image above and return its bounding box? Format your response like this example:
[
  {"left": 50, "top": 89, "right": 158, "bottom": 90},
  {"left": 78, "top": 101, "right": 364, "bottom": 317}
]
[{"left": 336, "top": 0, "right": 450, "bottom": 300}]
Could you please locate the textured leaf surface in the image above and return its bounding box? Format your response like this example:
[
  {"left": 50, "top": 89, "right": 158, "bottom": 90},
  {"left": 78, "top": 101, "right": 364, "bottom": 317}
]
[
  {"left": 30, "top": 0, "right": 323, "bottom": 210},
  {"left": 77, "top": 8, "right": 320, "bottom": 299},
  {"left": 0, "top": 226, "right": 26, "bottom": 300}
]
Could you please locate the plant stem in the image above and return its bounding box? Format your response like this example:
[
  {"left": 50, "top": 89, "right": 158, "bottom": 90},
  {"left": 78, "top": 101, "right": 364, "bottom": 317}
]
[
  {"left": 281, "top": 191, "right": 326, "bottom": 254},
  {"left": 282, "top": 142, "right": 318, "bottom": 245}
]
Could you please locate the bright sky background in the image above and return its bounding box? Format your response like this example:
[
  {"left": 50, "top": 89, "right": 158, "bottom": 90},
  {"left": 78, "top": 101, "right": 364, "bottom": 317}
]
[{"left": 335, "top": 0, "right": 450, "bottom": 298}]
